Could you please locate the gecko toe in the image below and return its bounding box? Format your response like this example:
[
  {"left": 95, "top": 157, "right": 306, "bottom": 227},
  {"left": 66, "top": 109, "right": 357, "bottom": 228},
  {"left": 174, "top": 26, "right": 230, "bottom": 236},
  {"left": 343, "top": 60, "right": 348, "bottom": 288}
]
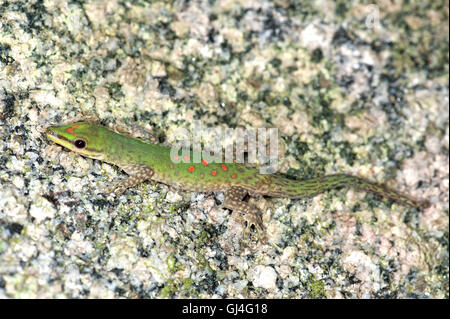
[
  {"left": 103, "top": 182, "right": 125, "bottom": 196},
  {"left": 241, "top": 211, "right": 265, "bottom": 242}
]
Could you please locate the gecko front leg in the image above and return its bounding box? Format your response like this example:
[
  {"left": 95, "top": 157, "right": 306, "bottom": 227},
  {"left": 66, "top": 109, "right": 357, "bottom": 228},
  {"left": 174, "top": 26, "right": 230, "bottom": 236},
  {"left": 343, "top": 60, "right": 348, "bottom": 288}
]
[
  {"left": 104, "top": 164, "right": 154, "bottom": 195},
  {"left": 223, "top": 187, "right": 265, "bottom": 237}
]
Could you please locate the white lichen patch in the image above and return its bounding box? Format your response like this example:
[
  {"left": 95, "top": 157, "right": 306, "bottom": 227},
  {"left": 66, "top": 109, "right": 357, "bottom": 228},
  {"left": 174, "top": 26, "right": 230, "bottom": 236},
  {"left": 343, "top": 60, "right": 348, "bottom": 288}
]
[
  {"left": 343, "top": 251, "right": 379, "bottom": 283},
  {"left": 29, "top": 196, "right": 56, "bottom": 223},
  {"left": 165, "top": 191, "right": 183, "bottom": 203},
  {"left": 106, "top": 235, "right": 139, "bottom": 270},
  {"left": 66, "top": 176, "right": 84, "bottom": 193},
  {"left": 0, "top": 188, "right": 28, "bottom": 223},
  {"left": 251, "top": 265, "right": 278, "bottom": 290},
  {"left": 64, "top": 231, "right": 94, "bottom": 256}
]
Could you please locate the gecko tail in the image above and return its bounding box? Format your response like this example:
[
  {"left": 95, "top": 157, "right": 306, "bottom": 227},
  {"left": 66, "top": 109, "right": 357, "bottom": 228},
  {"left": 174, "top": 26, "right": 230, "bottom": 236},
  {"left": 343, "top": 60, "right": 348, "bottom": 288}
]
[{"left": 267, "top": 174, "right": 430, "bottom": 209}]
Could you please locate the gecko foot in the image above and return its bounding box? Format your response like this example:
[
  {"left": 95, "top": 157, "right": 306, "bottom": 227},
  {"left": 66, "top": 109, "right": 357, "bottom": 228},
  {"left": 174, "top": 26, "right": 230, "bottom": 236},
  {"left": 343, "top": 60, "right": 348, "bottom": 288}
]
[
  {"left": 233, "top": 209, "right": 267, "bottom": 243},
  {"left": 224, "top": 187, "right": 266, "bottom": 242},
  {"left": 103, "top": 180, "right": 127, "bottom": 196},
  {"left": 103, "top": 166, "right": 155, "bottom": 197},
  {"left": 233, "top": 209, "right": 264, "bottom": 234}
]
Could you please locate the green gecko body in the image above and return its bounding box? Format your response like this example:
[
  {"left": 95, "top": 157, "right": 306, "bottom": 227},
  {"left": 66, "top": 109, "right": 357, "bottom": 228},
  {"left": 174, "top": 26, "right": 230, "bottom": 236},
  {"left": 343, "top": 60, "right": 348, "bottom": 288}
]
[{"left": 46, "top": 122, "right": 430, "bottom": 233}]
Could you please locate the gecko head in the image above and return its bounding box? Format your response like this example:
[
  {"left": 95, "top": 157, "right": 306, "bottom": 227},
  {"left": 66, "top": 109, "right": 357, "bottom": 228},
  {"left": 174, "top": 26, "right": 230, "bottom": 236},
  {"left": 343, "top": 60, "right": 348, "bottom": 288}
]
[{"left": 46, "top": 122, "right": 106, "bottom": 160}]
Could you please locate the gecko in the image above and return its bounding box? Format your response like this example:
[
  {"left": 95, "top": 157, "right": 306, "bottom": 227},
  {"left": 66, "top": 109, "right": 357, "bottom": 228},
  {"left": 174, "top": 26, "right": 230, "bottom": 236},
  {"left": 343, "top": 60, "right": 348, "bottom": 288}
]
[{"left": 46, "top": 122, "right": 430, "bottom": 235}]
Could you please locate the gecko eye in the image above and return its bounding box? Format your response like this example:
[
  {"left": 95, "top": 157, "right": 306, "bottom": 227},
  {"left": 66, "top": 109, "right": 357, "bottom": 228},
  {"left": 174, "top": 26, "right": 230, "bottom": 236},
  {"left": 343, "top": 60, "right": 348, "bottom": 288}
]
[{"left": 74, "top": 139, "right": 86, "bottom": 149}]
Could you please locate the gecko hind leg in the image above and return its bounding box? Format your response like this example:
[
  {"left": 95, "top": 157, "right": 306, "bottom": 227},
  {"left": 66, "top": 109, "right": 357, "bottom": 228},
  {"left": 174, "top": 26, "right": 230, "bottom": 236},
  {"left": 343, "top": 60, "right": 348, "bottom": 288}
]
[
  {"left": 223, "top": 187, "right": 265, "bottom": 238},
  {"left": 104, "top": 165, "right": 154, "bottom": 196}
]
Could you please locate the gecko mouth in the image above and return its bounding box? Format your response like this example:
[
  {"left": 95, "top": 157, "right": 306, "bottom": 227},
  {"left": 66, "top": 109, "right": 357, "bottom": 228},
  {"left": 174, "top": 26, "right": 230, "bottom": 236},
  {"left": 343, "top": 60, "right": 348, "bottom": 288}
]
[
  {"left": 45, "top": 126, "right": 71, "bottom": 144},
  {"left": 46, "top": 127, "right": 60, "bottom": 140},
  {"left": 46, "top": 127, "right": 57, "bottom": 138}
]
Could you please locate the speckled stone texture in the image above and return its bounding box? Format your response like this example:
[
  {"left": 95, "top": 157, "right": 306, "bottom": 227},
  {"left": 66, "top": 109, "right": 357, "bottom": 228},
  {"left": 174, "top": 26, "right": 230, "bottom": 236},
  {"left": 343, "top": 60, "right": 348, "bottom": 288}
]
[{"left": 0, "top": 0, "right": 448, "bottom": 298}]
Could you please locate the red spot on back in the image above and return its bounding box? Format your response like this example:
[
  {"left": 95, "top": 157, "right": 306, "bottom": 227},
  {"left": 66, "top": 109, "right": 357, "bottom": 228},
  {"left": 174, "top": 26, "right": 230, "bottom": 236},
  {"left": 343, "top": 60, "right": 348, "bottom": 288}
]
[
  {"left": 221, "top": 164, "right": 228, "bottom": 171},
  {"left": 66, "top": 124, "right": 79, "bottom": 135},
  {"left": 188, "top": 166, "right": 195, "bottom": 173},
  {"left": 201, "top": 159, "right": 208, "bottom": 166},
  {"left": 211, "top": 170, "right": 217, "bottom": 176}
]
